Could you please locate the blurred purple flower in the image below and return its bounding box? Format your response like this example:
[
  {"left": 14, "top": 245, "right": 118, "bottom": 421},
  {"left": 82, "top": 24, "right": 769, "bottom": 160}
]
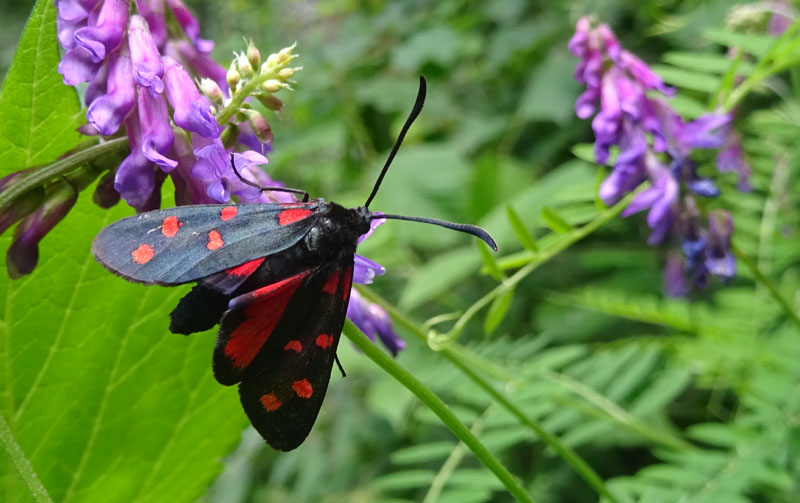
[
  {"left": 664, "top": 254, "right": 688, "bottom": 298},
  {"left": 347, "top": 290, "right": 405, "bottom": 356},
  {"left": 717, "top": 130, "right": 751, "bottom": 192},
  {"left": 571, "top": 16, "right": 742, "bottom": 286},
  {"left": 705, "top": 211, "right": 735, "bottom": 280}
]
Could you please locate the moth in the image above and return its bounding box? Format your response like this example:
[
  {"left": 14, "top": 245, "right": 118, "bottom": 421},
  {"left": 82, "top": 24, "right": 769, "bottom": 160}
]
[{"left": 92, "top": 77, "right": 496, "bottom": 450}]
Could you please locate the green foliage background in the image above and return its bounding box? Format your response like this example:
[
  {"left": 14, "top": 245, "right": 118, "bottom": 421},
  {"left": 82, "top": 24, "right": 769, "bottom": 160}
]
[{"left": 2, "top": 1, "right": 800, "bottom": 502}]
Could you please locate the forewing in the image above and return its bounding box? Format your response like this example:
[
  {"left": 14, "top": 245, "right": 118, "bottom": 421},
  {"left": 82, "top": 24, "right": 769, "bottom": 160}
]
[
  {"left": 91, "top": 202, "right": 318, "bottom": 285},
  {"left": 215, "top": 258, "right": 354, "bottom": 451}
]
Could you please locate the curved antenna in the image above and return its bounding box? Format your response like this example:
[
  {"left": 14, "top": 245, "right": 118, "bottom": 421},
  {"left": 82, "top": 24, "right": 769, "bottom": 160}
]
[
  {"left": 230, "top": 153, "right": 310, "bottom": 202},
  {"left": 364, "top": 76, "right": 427, "bottom": 209},
  {"left": 373, "top": 213, "right": 497, "bottom": 251}
]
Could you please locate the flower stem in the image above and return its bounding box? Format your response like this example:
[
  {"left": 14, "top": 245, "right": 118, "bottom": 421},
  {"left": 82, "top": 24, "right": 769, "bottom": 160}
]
[
  {"left": 342, "top": 320, "right": 536, "bottom": 503},
  {"left": 0, "top": 137, "right": 128, "bottom": 213},
  {"left": 0, "top": 411, "right": 52, "bottom": 503},
  {"left": 733, "top": 243, "right": 800, "bottom": 330},
  {"left": 357, "top": 287, "right": 620, "bottom": 501},
  {"left": 437, "top": 192, "right": 634, "bottom": 345}
]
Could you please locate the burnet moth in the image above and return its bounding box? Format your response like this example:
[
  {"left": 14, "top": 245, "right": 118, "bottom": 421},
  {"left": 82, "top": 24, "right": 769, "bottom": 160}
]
[{"left": 92, "top": 76, "right": 497, "bottom": 451}]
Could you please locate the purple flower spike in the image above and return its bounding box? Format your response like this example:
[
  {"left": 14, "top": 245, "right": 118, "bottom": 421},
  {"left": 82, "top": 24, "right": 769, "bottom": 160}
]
[
  {"left": 114, "top": 113, "right": 157, "bottom": 210},
  {"left": 717, "top": 131, "right": 751, "bottom": 192},
  {"left": 347, "top": 290, "right": 405, "bottom": 356},
  {"left": 175, "top": 40, "right": 229, "bottom": 95},
  {"left": 56, "top": 0, "right": 101, "bottom": 23},
  {"left": 73, "top": 0, "right": 128, "bottom": 63},
  {"left": 166, "top": 0, "right": 215, "bottom": 53},
  {"left": 164, "top": 57, "right": 220, "bottom": 139},
  {"left": 129, "top": 15, "right": 165, "bottom": 94},
  {"left": 7, "top": 181, "right": 78, "bottom": 278},
  {"left": 663, "top": 254, "right": 688, "bottom": 298},
  {"left": 86, "top": 48, "right": 136, "bottom": 135},
  {"left": 138, "top": 90, "right": 177, "bottom": 172}
]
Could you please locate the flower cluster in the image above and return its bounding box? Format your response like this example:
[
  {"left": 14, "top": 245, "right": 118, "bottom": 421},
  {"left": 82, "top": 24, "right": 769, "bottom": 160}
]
[
  {"left": 570, "top": 17, "right": 749, "bottom": 291},
  {"left": 0, "top": 0, "right": 404, "bottom": 352}
]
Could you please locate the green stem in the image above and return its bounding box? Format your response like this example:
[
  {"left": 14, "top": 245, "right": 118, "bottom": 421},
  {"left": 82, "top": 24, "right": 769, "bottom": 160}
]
[
  {"left": 437, "top": 192, "right": 633, "bottom": 344},
  {"left": 733, "top": 243, "right": 800, "bottom": 330},
  {"left": 342, "top": 320, "right": 536, "bottom": 503},
  {"left": 358, "top": 287, "right": 617, "bottom": 501},
  {"left": 0, "top": 138, "right": 128, "bottom": 212},
  {"left": 216, "top": 66, "right": 287, "bottom": 125},
  {"left": 0, "top": 411, "right": 52, "bottom": 503}
]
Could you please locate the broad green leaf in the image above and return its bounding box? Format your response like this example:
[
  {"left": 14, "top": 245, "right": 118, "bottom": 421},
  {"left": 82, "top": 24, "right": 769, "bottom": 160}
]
[
  {"left": 484, "top": 288, "right": 514, "bottom": 336},
  {"left": 505, "top": 205, "right": 538, "bottom": 252},
  {"left": 0, "top": 0, "right": 82, "bottom": 175},
  {"left": 0, "top": 194, "right": 247, "bottom": 503},
  {"left": 519, "top": 48, "right": 581, "bottom": 125},
  {"left": 540, "top": 206, "right": 573, "bottom": 234}
]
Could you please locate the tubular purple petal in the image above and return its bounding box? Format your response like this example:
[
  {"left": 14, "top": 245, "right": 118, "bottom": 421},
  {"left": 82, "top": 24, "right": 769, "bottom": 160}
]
[
  {"left": 73, "top": 0, "right": 128, "bottom": 62},
  {"left": 164, "top": 56, "right": 220, "bottom": 139},
  {"left": 166, "top": 0, "right": 214, "bottom": 52},
  {"left": 59, "top": 46, "right": 102, "bottom": 85},
  {"left": 86, "top": 47, "right": 136, "bottom": 135},
  {"left": 129, "top": 15, "right": 165, "bottom": 94},
  {"left": 137, "top": 87, "right": 177, "bottom": 171}
]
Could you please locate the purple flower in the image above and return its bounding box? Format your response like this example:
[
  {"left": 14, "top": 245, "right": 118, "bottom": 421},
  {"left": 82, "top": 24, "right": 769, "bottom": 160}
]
[
  {"left": 137, "top": 87, "right": 177, "bottom": 171},
  {"left": 86, "top": 47, "right": 135, "bottom": 135},
  {"left": 166, "top": 0, "right": 215, "bottom": 53},
  {"left": 7, "top": 181, "right": 78, "bottom": 278},
  {"left": 73, "top": 0, "right": 128, "bottom": 63},
  {"left": 347, "top": 290, "right": 405, "bottom": 356},
  {"left": 705, "top": 211, "right": 735, "bottom": 280},
  {"left": 0, "top": 171, "right": 43, "bottom": 236},
  {"left": 664, "top": 254, "right": 688, "bottom": 298},
  {"left": 128, "top": 14, "right": 164, "bottom": 94},
  {"left": 717, "top": 130, "right": 751, "bottom": 192},
  {"left": 191, "top": 142, "right": 269, "bottom": 203},
  {"left": 114, "top": 112, "right": 157, "bottom": 209},
  {"left": 163, "top": 57, "right": 220, "bottom": 139},
  {"left": 136, "top": 0, "right": 168, "bottom": 47}
]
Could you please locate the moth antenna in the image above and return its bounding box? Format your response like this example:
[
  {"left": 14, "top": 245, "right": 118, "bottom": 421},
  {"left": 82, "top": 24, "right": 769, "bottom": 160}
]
[
  {"left": 230, "top": 153, "right": 310, "bottom": 202},
  {"left": 334, "top": 353, "right": 346, "bottom": 378},
  {"left": 364, "top": 75, "right": 426, "bottom": 209},
  {"left": 372, "top": 213, "right": 497, "bottom": 251}
]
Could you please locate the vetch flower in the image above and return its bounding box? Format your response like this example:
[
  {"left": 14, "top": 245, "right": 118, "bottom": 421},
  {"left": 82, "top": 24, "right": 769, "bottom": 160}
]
[
  {"left": 128, "top": 14, "right": 164, "bottom": 94},
  {"left": 191, "top": 142, "right": 269, "bottom": 203},
  {"left": 571, "top": 16, "right": 743, "bottom": 287},
  {"left": 164, "top": 57, "right": 220, "bottom": 139},
  {"left": 6, "top": 181, "right": 78, "bottom": 278},
  {"left": 705, "top": 211, "right": 735, "bottom": 280},
  {"left": 86, "top": 47, "right": 135, "bottom": 136},
  {"left": 73, "top": 0, "right": 128, "bottom": 63},
  {"left": 347, "top": 290, "right": 405, "bottom": 356}
]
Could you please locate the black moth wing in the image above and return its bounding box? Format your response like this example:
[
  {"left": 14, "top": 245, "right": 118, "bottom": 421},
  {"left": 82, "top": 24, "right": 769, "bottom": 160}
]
[
  {"left": 216, "top": 256, "right": 354, "bottom": 451},
  {"left": 91, "top": 201, "right": 320, "bottom": 285}
]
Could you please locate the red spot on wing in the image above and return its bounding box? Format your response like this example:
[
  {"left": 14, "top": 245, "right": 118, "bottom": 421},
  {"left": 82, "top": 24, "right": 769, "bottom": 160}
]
[
  {"left": 322, "top": 270, "right": 340, "bottom": 295},
  {"left": 261, "top": 392, "right": 282, "bottom": 411},
  {"left": 226, "top": 257, "right": 265, "bottom": 277},
  {"left": 292, "top": 379, "right": 313, "bottom": 398},
  {"left": 316, "top": 334, "right": 334, "bottom": 349},
  {"left": 221, "top": 206, "right": 238, "bottom": 221},
  {"left": 278, "top": 208, "right": 312, "bottom": 226},
  {"left": 132, "top": 244, "right": 154, "bottom": 264},
  {"left": 284, "top": 340, "right": 303, "bottom": 352},
  {"left": 342, "top": 265, "right": 353, "bottom": 301},
  {"left": 161, "top": 216, "right": 181, "bottom": 237},
  {"left": 224, "top": 272, "right": 310, "bottom": 369},
  {"left": 207, "top": 230, "right": 224, "bottom": 250}
]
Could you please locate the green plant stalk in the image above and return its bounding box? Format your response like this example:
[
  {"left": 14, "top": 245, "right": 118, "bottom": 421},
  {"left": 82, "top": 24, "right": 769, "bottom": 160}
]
[
  {"left": 358, "top": 287, "right": 616, "bottom": 501},
  {"left": 723, "top": 17, "right": 800, "bottom": 111},
  {"left": 733, "top": 243, "right": 800, "bottom": 330},
  {"left": 440, "top": 192, "right": 634, "bottom": 343},
  {"left": 0, "top": 411, "right": 52, "bottom": 503},
  {"left": 216, "top": 65, "right": 289, "bottom": 126},
  {"left": 341, "top": 320, "right": 536, "bottom": 503},
  {"left": 0, "top": 137, "right": 128, "bottom": 213}
]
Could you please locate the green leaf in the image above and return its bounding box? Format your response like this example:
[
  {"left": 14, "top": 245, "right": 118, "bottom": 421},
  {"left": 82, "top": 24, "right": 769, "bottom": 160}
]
[
  {"left": 484, "top": 288, "right": 514, "bottom": 336},
  {"left": 662, "top": 52, "right": 754, "bottom": 75},
  {"left": 703, "top": 29, "right": 773, "bottom": 58},
  {"left": 650, "top": 65, "right": 719, "bottom": 93},
  {"left": 0, "top": 195, "right": 246, "bottom": 502},
  {"left": 505, "top": 205, "right": 538, "bottom": 252},
  {"left": 0, "top": 0, "right": 83, "bottom": 175},
  {"left": 519, "top": 48, "right": 581, "bottom": 125},
  {"left": 540, "top": 205, "right": 573, "bottom": 234}
]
